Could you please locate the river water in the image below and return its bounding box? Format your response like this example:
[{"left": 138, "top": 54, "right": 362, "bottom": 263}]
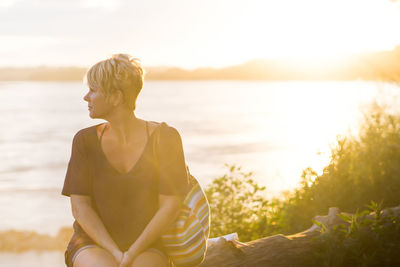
[{"left": 0, "top": 80, "right": 398, "bottom": 238}]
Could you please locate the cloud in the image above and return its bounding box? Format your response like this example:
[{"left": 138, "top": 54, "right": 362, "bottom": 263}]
[
  {"left": 0, "top": 0, "right": 121, "bottom": 10},
  {"left": 0, "top": 0, "right": 18, "bottom": 7},
  {"left": 82, "top": 0, "right": 121, "bottom": 10},
  {"left": 0, "top": 35, "right": 60, "bottom": 52}
]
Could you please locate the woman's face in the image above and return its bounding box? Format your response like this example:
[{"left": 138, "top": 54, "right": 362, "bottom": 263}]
[{"left": 83, "top": 86, "right": 113, "bottom": 119}]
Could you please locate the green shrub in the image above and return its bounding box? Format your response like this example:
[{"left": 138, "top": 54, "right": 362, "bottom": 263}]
[
  {"left": 308, "top": 201, "right": 400, "bottom": 266},
  {"left": 276, "top": 102, "right": 400, "bottom": 234},
  {"left": 205, "top": 101, "right": 400, "bottom": 242},
  {"left": 204, "top": 164, "right": 270, "bottom": 241}
]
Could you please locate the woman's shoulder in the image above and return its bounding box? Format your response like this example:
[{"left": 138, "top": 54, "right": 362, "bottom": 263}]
[
  {"left": 149, "top": 121, "right": 184, "bottom": 149},
  {"left": 71, "top": 124, "right": 101, "bottom": 145},
  {"left": 149, "top": 120, "right": 181, "bottom": 137}
]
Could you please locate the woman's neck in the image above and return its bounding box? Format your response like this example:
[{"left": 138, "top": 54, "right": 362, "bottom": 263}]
[{"left": 104, "top": 109, "right": 144, "bottom": 145}]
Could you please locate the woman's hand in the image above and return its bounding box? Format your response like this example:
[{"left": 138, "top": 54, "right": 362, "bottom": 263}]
[
  {"left": 111, "top": 249, "right": 124, "bottom": 265},
  {"left": 119, "top": 250, "right": 139, "bottom": 267}
]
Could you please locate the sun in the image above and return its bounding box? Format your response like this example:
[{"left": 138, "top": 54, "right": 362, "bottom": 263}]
[{"left": 237, "top": 0, "right": 400, "bottom": 63}]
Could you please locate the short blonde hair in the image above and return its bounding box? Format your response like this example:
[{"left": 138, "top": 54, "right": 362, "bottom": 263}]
[{"left": 85, "top": 54, "right": 144, "bottom": 111}]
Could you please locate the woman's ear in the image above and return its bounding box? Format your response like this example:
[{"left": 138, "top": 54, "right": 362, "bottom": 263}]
[{"left": 108, "top": 90, "right": 124, "bottom": 107}]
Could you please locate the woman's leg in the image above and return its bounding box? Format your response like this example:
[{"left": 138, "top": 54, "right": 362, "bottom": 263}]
[
  {"left": 73, "top": 246, "right": 119, "bottom": 267},
  {"left": 130, "top": 248, "right": 169, "bottom": 267}
]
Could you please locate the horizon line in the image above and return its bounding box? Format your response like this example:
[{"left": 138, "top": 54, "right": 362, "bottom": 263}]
[{"left": 1, "top": 46, "right": 399, "bottom": 71}]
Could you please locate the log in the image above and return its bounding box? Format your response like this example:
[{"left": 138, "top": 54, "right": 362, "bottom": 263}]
[{"left": 199, "top": 205, "right": 400, "bottom": 267}]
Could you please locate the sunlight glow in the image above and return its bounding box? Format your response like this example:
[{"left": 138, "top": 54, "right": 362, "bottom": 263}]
[
  {"left": 203, "top": 0, "right": 400, "bottom": 68},
  {"left": 1, "top": 0, "right": 400, "bottom": 67},
  {"left": 254, "top": 0, "right": 400, "bottom": 59},
  {"left": 249, "top": 81, "right": 382, "bottom": 183}
]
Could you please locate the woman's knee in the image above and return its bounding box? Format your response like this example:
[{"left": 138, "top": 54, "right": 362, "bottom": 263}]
[
  {"left": 131, "top": 250, "right": 168, "bottom": 267},
  {"left": 73, "top": 246, "right": 118, "bottom": 267}
]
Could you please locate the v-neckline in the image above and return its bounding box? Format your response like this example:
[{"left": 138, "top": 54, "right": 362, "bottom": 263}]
[{"left": 95, "top": 121, "right": 160, "bottom": 176}]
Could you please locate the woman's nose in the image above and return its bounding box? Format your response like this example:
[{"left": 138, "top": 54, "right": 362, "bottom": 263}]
[{"left": 83, "top": 92, "right": 89, "bottom": 102}]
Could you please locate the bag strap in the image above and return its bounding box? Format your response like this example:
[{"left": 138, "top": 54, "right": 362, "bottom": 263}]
[
  {"left": 152, "top": 122, "right": 196, "bottom": 193},
  {"left": 152, "top": 122, "right": 163, "bottom": 171}
]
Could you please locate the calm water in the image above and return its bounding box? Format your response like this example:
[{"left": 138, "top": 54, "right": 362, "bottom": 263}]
[{"left": 0, "top": 80, "right": 398, "bottom": 236}]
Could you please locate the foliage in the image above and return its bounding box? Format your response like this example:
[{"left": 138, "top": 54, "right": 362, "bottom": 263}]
[
  {"left": 204, "top": 164, "right": 270, "bottom": 242},
  {"left": 205, "top": 101, "right": 400, "bottom": 242},
  {"left": 308, "top": 201, "right": 400, "bottom": 266},
  {"left": 273, "top": 102, "right": 400, "bottom": 234}
]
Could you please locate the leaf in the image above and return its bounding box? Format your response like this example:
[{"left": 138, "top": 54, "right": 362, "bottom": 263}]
[{"left": 338, "top": 213, "right": 352, "bottom": 223}]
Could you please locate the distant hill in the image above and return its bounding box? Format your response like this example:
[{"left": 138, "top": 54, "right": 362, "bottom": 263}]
[
  {"left": 0, "top": 67, "right": 87, "bottom": 81},
  {"left": 1, "top": 47, "right": 400, "bottom": 81}
]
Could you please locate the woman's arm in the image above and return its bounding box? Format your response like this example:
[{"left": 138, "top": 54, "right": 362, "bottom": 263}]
[
  {"left": 120, "top": 194, "right": 183, "bottom": 266},
  {"left": 71, "top": 194, "right": 123, "bottom": 262}
]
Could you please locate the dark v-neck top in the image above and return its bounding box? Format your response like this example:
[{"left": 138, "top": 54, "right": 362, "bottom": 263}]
[{"left": 61, "top": 121, "right": 189, "bottom": 251}]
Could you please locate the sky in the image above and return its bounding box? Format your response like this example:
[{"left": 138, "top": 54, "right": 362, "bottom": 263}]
[{"left": 1, "top": 0, "right": 400, "bottom": 69}]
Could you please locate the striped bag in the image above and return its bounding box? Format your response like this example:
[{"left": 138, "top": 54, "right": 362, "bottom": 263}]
[
  {"left": 153, "top": 123, "right": 210, "bottom": 266},
  {"left": 161, "top": 172, "right": 210, "bottom": 266}
]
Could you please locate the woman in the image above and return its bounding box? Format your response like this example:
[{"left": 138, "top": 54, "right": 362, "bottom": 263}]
[{"left": 62, "top": 54, "right": 190, "bottom": 267}]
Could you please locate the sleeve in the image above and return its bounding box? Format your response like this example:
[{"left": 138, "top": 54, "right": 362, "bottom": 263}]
[
  {"left": 156, "top": 123, "right": 189, "bottom": 195},
  {"left": 61, "top": 130, "right": 92, "bottom": 197}
]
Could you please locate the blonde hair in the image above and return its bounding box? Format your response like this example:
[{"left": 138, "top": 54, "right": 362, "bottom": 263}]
[{"left": 85, "top": 54, "right": 144, "bottom": 111}]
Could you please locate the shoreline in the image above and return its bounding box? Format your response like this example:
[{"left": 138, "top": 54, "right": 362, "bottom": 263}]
[
  {"left": 0, "top": 227, "right": 73, "bottom": 252},
  {"left": 0, "top": 251, "right": 65, "bottom": 267}
]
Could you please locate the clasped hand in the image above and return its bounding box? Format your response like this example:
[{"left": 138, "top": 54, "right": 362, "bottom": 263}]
[
  {"left": 113, "top": 249, "right": 138, "bottom": 267},
  {"left": 120, "top": 250, "right": 138, "bottom": 267}
]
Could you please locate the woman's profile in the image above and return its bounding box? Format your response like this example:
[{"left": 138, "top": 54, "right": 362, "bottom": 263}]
[{"left": 62, "top": 54, "right": 190, "bottom": 267}]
